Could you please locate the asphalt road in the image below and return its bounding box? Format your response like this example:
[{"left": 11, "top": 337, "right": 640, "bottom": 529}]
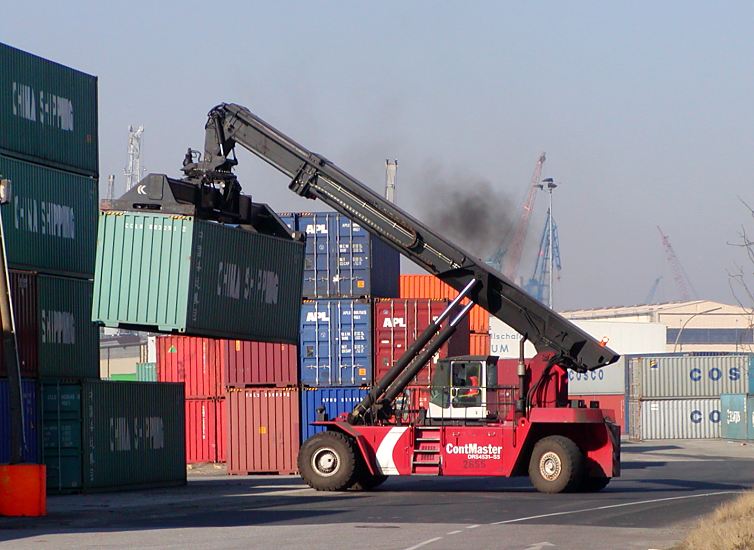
[{"left": 1, "top": 439, "right": 753, "bottom": 550}]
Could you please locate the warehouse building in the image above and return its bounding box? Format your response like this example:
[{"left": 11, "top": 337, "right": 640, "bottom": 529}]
[{"left": 561, "top": 300, "right": 754, "bottom": 354}]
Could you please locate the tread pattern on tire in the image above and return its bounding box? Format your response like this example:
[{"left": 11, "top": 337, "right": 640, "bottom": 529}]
[
  {"left": 298, "top": 431, "right": 358, "bottom": 491},
  {"left": 528, "top": 435, "right": 584, "bottom": 494}
]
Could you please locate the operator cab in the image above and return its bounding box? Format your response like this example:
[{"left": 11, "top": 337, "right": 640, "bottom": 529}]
[{"left": 428, "top": 355, "right": 498, "bottom": 419}]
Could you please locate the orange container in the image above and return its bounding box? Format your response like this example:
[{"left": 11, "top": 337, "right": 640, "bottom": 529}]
[
  {"left": 469, "top": 333, "right": 491, "bottom": 355},
  {"left": 399, "top": 274, "right": 490, "bottom": 333},
  {"left": 0, "top": 464, "right": 46, "bottom": 516}
]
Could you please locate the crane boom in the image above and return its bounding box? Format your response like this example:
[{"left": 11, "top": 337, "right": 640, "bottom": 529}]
[
  {"left": 183, "top": 103, "right": 617, "bottom": 372},
  {"left": 657, "top": 226, "right": 697, "bottom": 301},
  {"left": 500, "top": 153, "right": 546, "bottom": 279}
]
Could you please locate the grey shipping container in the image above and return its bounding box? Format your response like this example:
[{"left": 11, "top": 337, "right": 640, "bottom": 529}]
[
  {"left": 92, "top": 211, "right": 304, "bottom": 343},
  {"left": 38, "top": 274, "right": 99, "bottom": 378},
  {"left": 43, "top": 380, "right": 186, "bottom": 492},
  {"left": 628, "top": 354, "right": 751, "bottom": 399},
  {"left": 0, "top": 42, "right": 98, "bottom": 176},
  {"left": 630, "top": 398, "right": 721, "bottom": 440},
  {"left": 0, "top": 154, "right": 98, "bottom": 278},
  {"left": 568, "top": 357, "right": 626, "bottom": 395}
]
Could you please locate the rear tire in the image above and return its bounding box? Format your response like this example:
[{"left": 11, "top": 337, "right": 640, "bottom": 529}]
[
  {"left": 581, "top": 476, "right": 610, "bottom": 492},
  {"left": 298, "top": 432, "right": 358, "bottom": 491},
  {"left": 528, "top": 435, "right": 584, "bottom": 494}
]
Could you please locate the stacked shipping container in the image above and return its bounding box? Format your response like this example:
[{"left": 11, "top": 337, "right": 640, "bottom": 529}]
[
  {"left": 1, "top": 42, "right": 185, "bottom": 494},
  {"left": 627, "top": 353, "right": 753, "bottom": 440}
]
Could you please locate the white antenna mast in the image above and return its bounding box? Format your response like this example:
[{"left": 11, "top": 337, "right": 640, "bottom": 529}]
[
  {"left": 107, "top": 174, "right": 115, "bottom": 201},
  {"left": 385, "top": 159, "right": 397, "bottom": 203},
  {"left": 124, "top": 125, "right": 145, "bottom": 191}
]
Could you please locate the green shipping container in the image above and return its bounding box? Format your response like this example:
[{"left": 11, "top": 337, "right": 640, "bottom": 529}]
[
  {"left": 109, "top": 373, "right": 137, "bottom": 381},
  {"left": 92, "top": 211, "right": 304, "bottom": 343},
  {"left": 0, "top": 42, "right": 98, "bottom": 176},
  {"left": 39, "top": 275, "right": 100, "bottom": 378},
  {"left": 0, "top": 155, "right": 98, "bottom": 277},
  {"left": 42, "top": 382, "right": 83, "bottom": 494},
  {"left": 82, "top": 380, "right": 185, "bottom": 490},
  {"left": 721, "top": 394, "right": 749, "bottom": 440},
  {"left": 136, "top": 362, "right": 157, "bottom": 382},
  {"left": 42, "top": 380, "right": 185, "bottom": 492}
]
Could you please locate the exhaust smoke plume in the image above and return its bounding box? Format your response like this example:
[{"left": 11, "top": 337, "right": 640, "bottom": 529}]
[{"left": 418, "top": 164, "right": 516, "bottom": 260}]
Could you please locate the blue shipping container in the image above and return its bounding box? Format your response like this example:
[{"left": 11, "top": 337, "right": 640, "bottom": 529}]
[
  {"left": 294, "top": 212, "right": 399, "bottom": 298},
  {"left": 300, "top": 387, "right": 370, "bottom": 441},
  {"left": 300, "top": 299, "right": 373, "bottom": 386},
  {"left": 721, "top": 394, "right": 749, "bottom": 440},
  {"left": 0, "top": 379, "right": 40, "bottom": 463}
]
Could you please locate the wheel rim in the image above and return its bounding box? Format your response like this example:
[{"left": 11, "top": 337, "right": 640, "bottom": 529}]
[
  {"left": 311, "top": 446, "right": 340, "bottom": 477},
  {"left": 539, "top": 451, "right": 562, "bottom": 481}
]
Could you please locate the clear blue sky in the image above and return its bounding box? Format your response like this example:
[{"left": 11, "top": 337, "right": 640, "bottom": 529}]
[{"left": 3, "top": 1, "right": 753, "bottom": 310}]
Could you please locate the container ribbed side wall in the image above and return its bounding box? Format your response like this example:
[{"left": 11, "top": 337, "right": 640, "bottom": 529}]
[
  {"left": 227, "top": 388, "right": 299, "bottom": 474},
  {"left": 469, "top": 333, "right": 491, "bottom": 356},
  {"left": 82, "top": 380, "right": 186, "bottom": 490},
  {"left": 720, "top": 394, "right": 751, "bottom": 440},
  {"left": 0, "top": 270, "right": 39, "bottom": 377},
  {"left": 399, "top": 274, "right": 490, "bottom": 333},
  {"left": 136, "top": 362, "right": 157, "bottom": 382},
  {"left": 637, "top": 398, "right": 721, "bottom": 440},
  {"left": 185, "top": 398, "right": 223, "bottom": 464},
  {"left": 188, "top": 220, "right": 304, "bottom": 343},
  {"left": 299, "top": 299, "right": 372, "bottom": 386},
  {"left": 222, "top": 340, "right": 298, "bottom": 387},
  {"left": 0, "top": 155, "right": 98, "bottom": 277},
  {"left": 0, "top": 379, "right": 39, "bottom": 463},
  {"left": 630, "top": 354, "right": 750, "bottom": 399},
  {"left": 156, "top": 336, "right": 222, "bottom": 398},
  {"left": 38, "top": 274, "right": 99, "bottom": 378},
  {"left": 42, "top": 382, "right": 82, "bottom": 493},
  {"left": 0, "top": 42, "right": 98, "bottom": 176},
  {"left": 92, "top": 211, "right": 193, "bottom": 332}
]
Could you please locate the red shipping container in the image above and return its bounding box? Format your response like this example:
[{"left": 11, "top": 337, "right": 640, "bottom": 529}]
[
  {"left": 222, "top": 340, "right": 297, "bottom": 387},
  {"left": 157, "top": 336, "right": 223, "bottom": 398},
  {"left": 227, "top": 387, "right": 300, "bottom": 475},
  {"left": 569, "top": 393, "right": 626, "bottom": 434},
  {"left": 469, "top": 333, "right": 491, "bottom": 356},
  {"left": 0, "top": 271, "right": 39, "bottom": 378},
  {"left": 185, "top": 398, "right": 225, "bottom": 464},
  {"left": 373, "top": 298, "right": 470, "bottom": 385},
  {"left": 399, "top": 274, "right": 490, "bottom": 333}
]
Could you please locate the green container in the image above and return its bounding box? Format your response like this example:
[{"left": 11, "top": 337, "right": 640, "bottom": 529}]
[
  {"left": 0, "top": 155, "right": 97, "bottom": 277},
  {"left": 42, "top": 382, "right": 83, "bottom": 493},
  {"left": 82, "top": 380, "right": 185, "bottom": 490},
  {"left": 92, "top": 211, "right": 304, "bottom": 343},
  {"left": 721, "top": 394, "right": 749, "bottom": 440},
  {"left": 0, "top": 42, "right": 98, "bottom": 176},
  {"left": 136, "top": 362, "right": 157, "bottom": 382},
  {"left": 38, "top": 275, "right": 99, "bottom": 378},
  {"left": 109, "top": 373, "right": 137, "bottom": 381}
]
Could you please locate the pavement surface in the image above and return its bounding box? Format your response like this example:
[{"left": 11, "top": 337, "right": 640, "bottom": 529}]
[{"left": 1, "top": 439, "right": 753, "bottom": 549}]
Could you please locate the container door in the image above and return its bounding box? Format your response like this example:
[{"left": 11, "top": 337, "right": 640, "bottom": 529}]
[
  {"left": 335, "top": 300, "right": 371, "bottom": 386},
  {"left": 299, "top": 214, "right": 332, "bottom": 298},
  {"left": 300, "top": 301, "right": 334, "bottom": 385}
]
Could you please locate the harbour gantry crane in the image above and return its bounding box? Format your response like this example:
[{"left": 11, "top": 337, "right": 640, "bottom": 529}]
[
  {"left": 524, "top": 213, "right": 561, "bottom": 303},
  {"left": 486, "top": 153, "right": 546, "bottom": 279},
  {"left": 657, "top": 226, "right": 697, "bottom": 301}
]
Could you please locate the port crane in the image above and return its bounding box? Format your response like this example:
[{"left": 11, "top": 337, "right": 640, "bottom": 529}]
[{"left": 117, "top": 103, "right": 621, "bottom": 494}]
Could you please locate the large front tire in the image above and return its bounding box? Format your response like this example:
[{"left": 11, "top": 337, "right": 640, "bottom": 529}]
[
  {"left": 528, "top": 435, "right": 584, "bottom": 494},
  {"left": 298, "top": 432, "right": 358, "bottom": 491}
]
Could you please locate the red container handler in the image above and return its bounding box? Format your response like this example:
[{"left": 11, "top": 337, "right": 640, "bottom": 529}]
[
  {"left": 227, "top": 387, "right": 300, "bottom": 475},
  {"left": 222, "top": 340, "right": 298, "bottom": 387},
  {"left": 373, "top": 298, "right": 470, "bottom": 385},
  {"left": 157, "top": 336, "right": 223, "bottom": 398},
  {"left": 0, "top": 270, "right": 38, "bottom": 377},
  {"left": 185, "top": 398, "right": 225, "bottom": 464},
  {"left": 569, "top": 393, "right": 626, "bottom": 434}
]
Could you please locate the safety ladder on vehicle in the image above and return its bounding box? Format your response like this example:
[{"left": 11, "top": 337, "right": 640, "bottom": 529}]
[{"left": 412, "top": 426, "right": 442, "bottom": 475}]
